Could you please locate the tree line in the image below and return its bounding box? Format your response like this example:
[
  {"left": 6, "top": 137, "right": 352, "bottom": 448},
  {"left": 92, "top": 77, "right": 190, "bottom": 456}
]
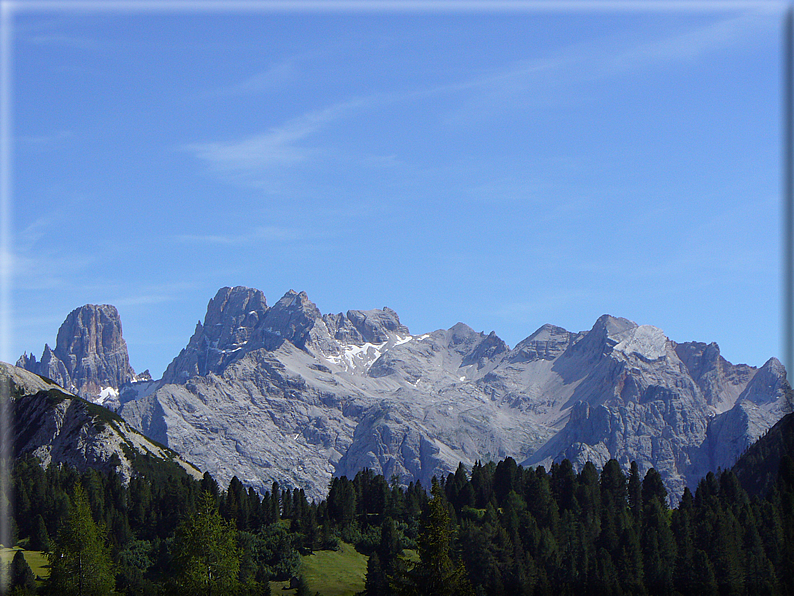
[{"left": 5, "top": 450, "right": 794, "bottom": 595}]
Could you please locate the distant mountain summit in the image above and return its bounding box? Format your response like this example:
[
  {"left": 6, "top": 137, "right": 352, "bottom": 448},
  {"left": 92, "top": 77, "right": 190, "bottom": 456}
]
[
  {"left": 18, "top": 287, "right": 794, "bottom": 503},
  {"left": 161, "top": 286, "right": 411, "bottom": 384},
  {"left": 17, "top": 304, "right": 147, "bottom": 403}
]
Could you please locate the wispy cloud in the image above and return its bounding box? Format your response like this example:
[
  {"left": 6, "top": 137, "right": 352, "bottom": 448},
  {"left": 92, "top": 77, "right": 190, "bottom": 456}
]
[
  {"left": 603, "top": 11, "right": 772, "bottom": 72},
  {"left": 99, "top": 281, "right": 199, "bottom": 308},
  {"left": 10, "top": 248, "right": 99, "bottom": 292},
  {"left": 23, "top": 33, "right": 99, "bottom": 50},
  {"left": 175, "top": 225, "right": 301, "bottom": 245},
  {"left": 440, "top": 10, "right": 775, "bottom": 123},
  {"left": 208, "top": 58, "right": 299, "bottom": 97},
  {"left": 18, "top": 130, "right": 71, "bottom": 153},
  {"left": 183, "top": 97, "right": 368, "bottom": 173}
]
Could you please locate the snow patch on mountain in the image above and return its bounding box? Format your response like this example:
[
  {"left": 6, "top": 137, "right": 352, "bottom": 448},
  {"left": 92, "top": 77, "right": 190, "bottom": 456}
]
[
  {"left": 613, "top": 324, "right": 667, "bottom": 361},
  {"left": 326, "top": 341, "right": 388, "bottom": 372},
  {"left": 97, "top": 386, "right": 119, "bottom": 406}
]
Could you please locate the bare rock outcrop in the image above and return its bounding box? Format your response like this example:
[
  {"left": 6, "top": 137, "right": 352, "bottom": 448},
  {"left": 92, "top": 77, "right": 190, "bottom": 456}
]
[
  {"left": 3, "top": 362, "right": 200, "bottom": 484},
  {"left": 17, "top": 304, "right": 137, "bottom": 403}
]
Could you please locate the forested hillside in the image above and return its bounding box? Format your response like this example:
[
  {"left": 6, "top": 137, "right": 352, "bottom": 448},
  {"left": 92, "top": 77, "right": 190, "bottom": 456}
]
[{"left": 5, "top": 448, "right": 794, "bottom": 594}]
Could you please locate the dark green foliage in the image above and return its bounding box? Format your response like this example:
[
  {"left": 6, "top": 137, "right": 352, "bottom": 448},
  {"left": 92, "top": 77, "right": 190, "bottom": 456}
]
[
  {"left": 294, "top": 574, "right": 311, "bottom": 596},
  {"left": 628, "top": 461, "right": 643, "bottom": 522},
  {"left": 29, "top": 514, "right": 50, "bottom": 552},
  {"left": 641, "top": 467, "right": 668, "bottom": 509},
  {"left": 12, "top": 428, "right": 794, "bottom": 596},
  {"left": 733, "top": 411, "right": 794, "bottom": 498},
  {"left": 201, "top": 472, "right": 219, "bottom": 500},
  {"left": 246, "top": 523, "right": 301, "bottom": 582},
  {"left": 9, "top": 549, "right": 36, "bottom": 593},
  {"left": 115, "top": 539, "right": 159, "bottom": 596},
  {"left": 46, "top": 483, "right": 116, "bottom": 596},
  {"left": 395, "top": 479, "right": 474, "bottom": 596},
  {"left": 364, "top": 551, "right": 386, "bottom": 596},
  {"left": 171, "top": 491, "right": 241, "bottom": 595}
]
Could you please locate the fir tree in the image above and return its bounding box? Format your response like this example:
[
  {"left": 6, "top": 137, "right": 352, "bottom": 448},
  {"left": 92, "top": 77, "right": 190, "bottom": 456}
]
[
  {"left": 47, "top": 483, "right": 115, "bottom": 596},
  {"left": 628, "top": 461, "right": 642, "bottom": 523},
  {"left": 172, "top": 491, "right": 241, "bottom": 596},
  {"left": 9, "top": 549, "right": 36, "bottom": 594},
  {"left": 29, "top": 514, "right": 51, "bottom": 552},
  {"left": 395, "top": 479, "right": 474, "bottom": 596},
  {"left": 364, "top": 552, "right": 386, "bottom": 596},
  {"left": 294, "top": 574, "right": 311, "bottom": 596}
]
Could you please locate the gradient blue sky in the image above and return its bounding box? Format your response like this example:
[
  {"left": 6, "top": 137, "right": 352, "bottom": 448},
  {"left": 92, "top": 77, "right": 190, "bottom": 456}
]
[{"left": 5, "top": 1, "right": 787, "bottom": 378}]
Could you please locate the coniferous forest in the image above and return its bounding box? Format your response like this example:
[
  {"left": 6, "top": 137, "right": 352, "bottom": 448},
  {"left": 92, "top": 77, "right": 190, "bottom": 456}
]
[{"left": 5, "top": 445, "right": 794, "bottom": 596}]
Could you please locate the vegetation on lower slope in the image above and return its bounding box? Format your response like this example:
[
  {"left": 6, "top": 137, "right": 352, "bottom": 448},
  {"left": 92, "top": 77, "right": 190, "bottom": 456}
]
[
  {"left": 733, "top": 411, "right": 794, "bottom": 497},
  {"left": 270, "top": 541, "right": 368, "bottom": 596},
  {"left": 0, "top": 547, "right": 49, "bottom": 585},
  {"left": 5, "top": 441, "right": 794, "bottom": 595}
]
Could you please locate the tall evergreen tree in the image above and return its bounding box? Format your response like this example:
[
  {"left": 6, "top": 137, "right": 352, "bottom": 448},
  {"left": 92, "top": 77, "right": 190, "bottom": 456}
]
[
  {"left": 172, "top": 491, "right": 241, "bottom": 596},
  {"left": 628, "top": 461, "right": 643, "bottom": 523},
  {"left": 364, "top": 551, "right": 386, "bottom": 596},
  {"left": 395, "top": 479, "right": 474, "bottom": 596},
  {"left": 9, "top": 549, "right": 36, "bottom": 594},
  {"left": 29, "top": 513, "right": 51, "bottom": 552},
  {"left": 47, "top": 483, "right": 115, "bottom": 596}
]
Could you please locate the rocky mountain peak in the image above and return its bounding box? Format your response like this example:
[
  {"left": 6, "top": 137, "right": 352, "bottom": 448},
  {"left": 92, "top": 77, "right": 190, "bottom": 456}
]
[
  {"left": 3, "top": 362, "right": 200, "bottom": 485},
  {"left": 17, "top": 304, "right": 135, "bottom": 401},
  {"left": 563, "top": 314, "right": 636, "bottom": 361},
  {"left": 203, "top": 286, "right": 269, "bottom": 348},
  {"left": 738, "top": 357, "right": 791, "bottom": 407},
  {"left": 566, "top": 315, "right": 668, "bottom": 363},
  {"left": 55, "top": 304, "right": 125, "bottom": 359},
  {"left": 674, "top": 340, "right": 754, "bottom": 412},
  {"left": 674, "top": 341, "right": 724, "bottom": 375},
  {"left": 162, "top": 286, "right": 270, "bottom": 384},
  {"left": 445, "top": 323, "right": 482, "bottom": 355},
  {"left": 528, "top": 323, "right": 570, "bottom": 342},
  {"left": 28, "top": 290, "right": 786, "bottom": 504},
  {"left": 594, "top": 314, "right": 638, "bottom": 340},
  {"left": 262, "top": 290, "right": 324, "bottom": 350},
  {"left": 461, "top": 331, "right": 509, "bottom": 368},
  {"left": 509, "top": 323, "right": 577, "bottom": 363},
  {"left": 344, "top": 307, "right": 409, "bottom": 344},
  {"left": 324, "top": 307, "right": 409, "bottom": 347},
  {"left": 611, "top": 324, "right": 668, "bottom": 362}
]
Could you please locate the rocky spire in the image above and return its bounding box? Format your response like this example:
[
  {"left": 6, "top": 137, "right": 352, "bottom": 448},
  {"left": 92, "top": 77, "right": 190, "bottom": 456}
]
[{"left": 17, "top": 304, "right": 135, "bottom": 401}]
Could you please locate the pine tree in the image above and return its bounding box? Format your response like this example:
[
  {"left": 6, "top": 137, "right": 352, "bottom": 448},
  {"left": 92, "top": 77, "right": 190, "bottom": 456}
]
[
  {"left": 29, "top": 513, "right": 51, "bottom": 552},
  {"left": 47, "top": 483, "right": 115, "bottom": 596},
  {"left": 395, "top": 479, "right": 474, "bottom": 596},
  {"left": 364, "top": 551, "right": 386, "bottom": 596},
  {"left": 628, "top": 461, "right": 642, "bottom": 523},
  {"left": 172, "top": 491, "right": 241, "bottom": 596},
  {"left": 9, "top": 549, "right": 36, "bottom": 593},
  {"left": 294, "top": 574, "right": 311, "bottom": 596},
  {"left": 690, "top": 549, "right": 719, "bottom": 596}
]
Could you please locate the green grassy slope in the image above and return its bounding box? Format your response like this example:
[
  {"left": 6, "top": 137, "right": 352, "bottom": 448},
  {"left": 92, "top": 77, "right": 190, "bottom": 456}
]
[
  {"left": 0, "top": 546, "right": 50, "bottom": 586},
  {"left": 270, "top": 541, "right": 369, "bottom": 596}
]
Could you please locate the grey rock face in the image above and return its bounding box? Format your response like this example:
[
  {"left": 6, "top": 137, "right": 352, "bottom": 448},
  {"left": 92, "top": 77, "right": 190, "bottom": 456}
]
[
  {"left": 3, "top": 362, "right": 200, "bottom": 484},
  {"left": 508, "top": 324, "right": 580, "bottom": 363},
  {"left": 161, "top": 286, "right": 270, "bottom": 384},
  {"left": 40, "top": 288, "right": 790, "bottom": 504},
  {"left": 517, "top": 318, "right": 792, "bottom": 502},
  {"left": 17, "top": 304, "right": 137, "bottom": 402}
]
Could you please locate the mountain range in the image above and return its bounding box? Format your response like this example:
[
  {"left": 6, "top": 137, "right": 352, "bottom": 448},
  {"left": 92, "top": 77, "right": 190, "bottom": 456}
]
[{"left": 16, "top": 286, "right": 793, "bottom": 502}]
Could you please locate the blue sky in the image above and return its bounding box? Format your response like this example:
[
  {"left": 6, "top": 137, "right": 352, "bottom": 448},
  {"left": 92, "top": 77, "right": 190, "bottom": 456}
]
[{"left": 4, "top": 1, "right": 787, "bottom": 378}]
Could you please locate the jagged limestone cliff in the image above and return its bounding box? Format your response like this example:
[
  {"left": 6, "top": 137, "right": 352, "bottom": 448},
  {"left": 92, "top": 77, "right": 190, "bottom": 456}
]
[{"left": 107, "top": 287, "right": 791, "bottom": 502}]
